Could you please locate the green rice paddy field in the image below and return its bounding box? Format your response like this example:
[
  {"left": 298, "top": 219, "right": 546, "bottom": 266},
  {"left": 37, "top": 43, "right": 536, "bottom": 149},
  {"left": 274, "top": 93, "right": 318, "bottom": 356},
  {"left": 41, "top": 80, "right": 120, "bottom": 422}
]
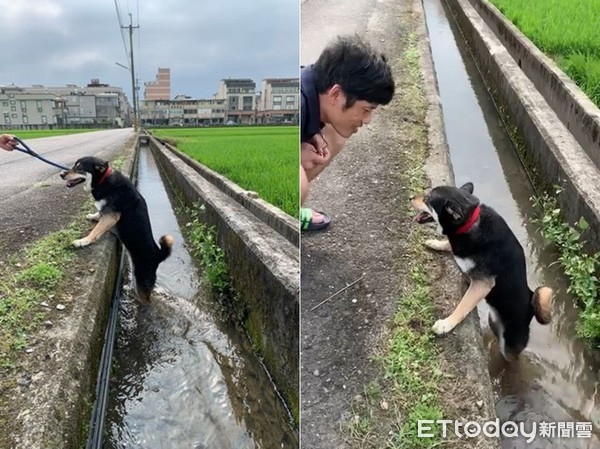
[
  {"left": 151, "top": 126, "right": 299, "bottom": 218},
  {"left": 490, "top": 0, "right": 600, "bottom": 106}
]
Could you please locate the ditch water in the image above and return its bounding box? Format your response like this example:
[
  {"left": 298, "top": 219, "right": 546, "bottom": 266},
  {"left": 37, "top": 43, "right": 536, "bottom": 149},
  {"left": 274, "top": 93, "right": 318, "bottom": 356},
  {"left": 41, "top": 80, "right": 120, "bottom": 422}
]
[
  {"left": 103, "top": 145, "right": 298, "bottom": 448},
  {"left": 423, "top": 0, "right": 600, "bottom": 447}
]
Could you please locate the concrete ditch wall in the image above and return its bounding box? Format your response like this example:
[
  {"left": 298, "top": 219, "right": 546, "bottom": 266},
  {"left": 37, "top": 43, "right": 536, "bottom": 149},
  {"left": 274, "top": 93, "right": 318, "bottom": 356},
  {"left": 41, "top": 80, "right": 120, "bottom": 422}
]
[
  {"left": 444, "top": 0, "right": 600, "bottom": 254},
  {"left": 146, "top": 136, "right": 300, "bottom": 416},
  {"left": 467, "top": 0, "right": 600, "bottom": 170},
  {"left": 157, "top": 138, "right": 299, "bottom": 247}
]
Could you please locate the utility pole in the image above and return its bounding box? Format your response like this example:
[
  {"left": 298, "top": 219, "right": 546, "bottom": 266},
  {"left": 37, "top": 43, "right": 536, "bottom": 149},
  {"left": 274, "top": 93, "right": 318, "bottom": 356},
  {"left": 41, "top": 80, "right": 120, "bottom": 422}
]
[{"left": 122, "top": 14, "right": 139, "bottom": 130}]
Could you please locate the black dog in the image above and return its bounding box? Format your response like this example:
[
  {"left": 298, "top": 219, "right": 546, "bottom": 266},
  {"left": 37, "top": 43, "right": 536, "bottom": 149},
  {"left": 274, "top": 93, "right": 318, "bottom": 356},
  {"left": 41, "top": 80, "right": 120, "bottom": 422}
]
[
  {"left": 411, "top": 182, "right": 552, "bottom": 360},
  {"left": 61, "top": 156, "right": 173, "bottom": 301}
]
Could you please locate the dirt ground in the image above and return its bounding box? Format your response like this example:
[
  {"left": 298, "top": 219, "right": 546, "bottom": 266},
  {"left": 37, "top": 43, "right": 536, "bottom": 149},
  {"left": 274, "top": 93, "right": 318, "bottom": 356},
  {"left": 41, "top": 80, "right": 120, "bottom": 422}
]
[
  {"left": 300, "top": 1, "right": 498, "bottom": 448},
  {"left": 0, "top": 137, "right": 135, "bottom": 449}
]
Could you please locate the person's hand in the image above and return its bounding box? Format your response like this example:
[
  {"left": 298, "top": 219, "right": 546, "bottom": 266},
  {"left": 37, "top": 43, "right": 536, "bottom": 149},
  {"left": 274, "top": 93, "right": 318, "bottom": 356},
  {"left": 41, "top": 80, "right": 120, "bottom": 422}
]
[
  {"left": 308, "top": 133, "right": 329, "bottom": 160},
  {"left": 0, "top": 134, "right": 17, "bottom": 152},
  {"left": 301, "top": 141, "right": 329, "bottom": 170}
]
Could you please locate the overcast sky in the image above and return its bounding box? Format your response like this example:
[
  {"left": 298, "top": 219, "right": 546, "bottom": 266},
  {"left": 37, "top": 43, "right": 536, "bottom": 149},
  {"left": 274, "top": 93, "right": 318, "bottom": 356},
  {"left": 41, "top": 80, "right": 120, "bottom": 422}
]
[{"left": 0, "top": 0, "right": 299, "bottom": 101}]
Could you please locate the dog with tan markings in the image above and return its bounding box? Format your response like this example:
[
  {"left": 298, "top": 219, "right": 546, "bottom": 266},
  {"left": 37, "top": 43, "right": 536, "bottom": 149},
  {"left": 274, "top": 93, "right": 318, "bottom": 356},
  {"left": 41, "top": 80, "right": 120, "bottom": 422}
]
[
  {"left": 61, "top": 156, "right": 173, "bottom": 301},
  {"left": 411, "top": 182, "right": 552, "bottom": 360}
]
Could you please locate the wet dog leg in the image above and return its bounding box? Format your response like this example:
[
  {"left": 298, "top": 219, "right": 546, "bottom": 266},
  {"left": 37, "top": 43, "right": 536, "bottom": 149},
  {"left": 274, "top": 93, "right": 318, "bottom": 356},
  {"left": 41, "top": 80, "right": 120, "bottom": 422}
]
[
  {"left": 432, "top": 277, "right": 495, "bottom": 335},
  {"left": 73, "top": 212, "right": 121, "bottom": 247}
]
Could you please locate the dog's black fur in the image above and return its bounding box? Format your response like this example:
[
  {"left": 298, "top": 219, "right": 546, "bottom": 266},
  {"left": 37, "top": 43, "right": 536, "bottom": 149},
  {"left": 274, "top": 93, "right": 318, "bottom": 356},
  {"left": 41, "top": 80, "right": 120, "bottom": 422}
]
[
  {"left": 412, "top": 182, "right": 552, "bottom": 359},
  {"left": 61, "top": 156, "right": 173, "bottom": 300}
]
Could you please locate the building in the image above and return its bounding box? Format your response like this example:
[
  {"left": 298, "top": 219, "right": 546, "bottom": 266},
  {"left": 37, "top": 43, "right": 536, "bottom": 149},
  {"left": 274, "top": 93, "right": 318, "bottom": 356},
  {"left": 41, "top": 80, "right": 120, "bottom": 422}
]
[
  {"left": 257, "top": 78, "right": 299, "bottom": 124},
  {"left": 24, "top": 80, "right": 129, "bottom": 127},
  {"left": 138, "top": 75, "right": 299, "bottom": 127},
  {"left": 144, "top": 68, "right": 171, "bottom": 101},
  {"left": 215, "top": 78, "right": 257, "bottom": 124},
  {"left": 140, "top": 96, "right": 226, "bottom": 126},
  {"left": 0, "top": 86, "right": 67, "bottom": 128}
]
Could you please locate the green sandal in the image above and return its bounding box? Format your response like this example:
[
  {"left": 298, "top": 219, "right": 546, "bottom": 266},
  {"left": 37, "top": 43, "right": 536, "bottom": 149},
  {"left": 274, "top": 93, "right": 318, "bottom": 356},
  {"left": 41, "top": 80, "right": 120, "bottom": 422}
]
[{"left": 300, "top": 208, "right": 331, "bottom": 231}]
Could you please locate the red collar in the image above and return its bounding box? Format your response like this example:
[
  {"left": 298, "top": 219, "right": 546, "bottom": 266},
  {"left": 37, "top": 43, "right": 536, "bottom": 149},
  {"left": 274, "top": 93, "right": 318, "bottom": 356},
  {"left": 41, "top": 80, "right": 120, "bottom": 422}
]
[
  {"left": 97, "top": 167, "right": 112, "bottom": 186},
  {"left": 455, "top": 205, "right": 480, "bottom": 235}
]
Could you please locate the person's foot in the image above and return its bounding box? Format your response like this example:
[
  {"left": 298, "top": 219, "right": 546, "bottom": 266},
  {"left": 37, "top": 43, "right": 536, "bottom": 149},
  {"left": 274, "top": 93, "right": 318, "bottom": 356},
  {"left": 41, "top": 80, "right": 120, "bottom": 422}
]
[{"left": 300, "top": 208, "right": 331, "bottom": 231}]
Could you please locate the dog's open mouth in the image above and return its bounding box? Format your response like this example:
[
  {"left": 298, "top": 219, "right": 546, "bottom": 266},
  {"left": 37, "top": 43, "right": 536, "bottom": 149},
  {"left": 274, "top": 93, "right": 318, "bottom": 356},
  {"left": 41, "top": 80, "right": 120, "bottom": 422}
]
[
  {"left": 414, "top": 211, "right": 434, "bottom": 224},
  {"left": 65, "top": 178, "right": 85, "bottom": 188}
]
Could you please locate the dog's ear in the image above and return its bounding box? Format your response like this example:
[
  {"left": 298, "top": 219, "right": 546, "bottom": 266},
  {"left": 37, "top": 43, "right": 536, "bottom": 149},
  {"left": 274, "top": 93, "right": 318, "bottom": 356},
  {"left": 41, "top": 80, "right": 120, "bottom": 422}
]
[
  {"left": 444, "top": 199, "right": 463, "bottom": 221},
  {"left": 459, "top": 182, "right": 474, "bottom": 194},
  {"left": 94, "top": 161, "right": 109, "bottom": 173}
]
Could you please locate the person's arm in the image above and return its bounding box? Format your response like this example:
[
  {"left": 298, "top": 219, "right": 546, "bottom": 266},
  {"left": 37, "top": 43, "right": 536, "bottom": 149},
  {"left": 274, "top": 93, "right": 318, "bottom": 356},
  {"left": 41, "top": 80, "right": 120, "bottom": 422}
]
[{"left": 0, "top": 134, "right": 17, "bottom": 151}]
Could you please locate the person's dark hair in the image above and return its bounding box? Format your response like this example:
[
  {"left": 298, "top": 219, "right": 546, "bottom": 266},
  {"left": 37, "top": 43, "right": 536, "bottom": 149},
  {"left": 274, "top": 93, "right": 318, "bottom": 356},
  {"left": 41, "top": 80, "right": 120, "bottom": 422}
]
[{"left": 312, "top": 35, "right": 395, "bottom": 109}]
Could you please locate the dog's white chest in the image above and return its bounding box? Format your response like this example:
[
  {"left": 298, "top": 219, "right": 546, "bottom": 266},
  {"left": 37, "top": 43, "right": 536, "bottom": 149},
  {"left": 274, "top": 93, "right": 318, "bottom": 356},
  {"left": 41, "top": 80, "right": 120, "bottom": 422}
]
[
  {"left": 95, "top": 199, "right": 107, "bottom": 211},
  {"left": 453, "top": 255, "right": 475, "bottom": 273}
]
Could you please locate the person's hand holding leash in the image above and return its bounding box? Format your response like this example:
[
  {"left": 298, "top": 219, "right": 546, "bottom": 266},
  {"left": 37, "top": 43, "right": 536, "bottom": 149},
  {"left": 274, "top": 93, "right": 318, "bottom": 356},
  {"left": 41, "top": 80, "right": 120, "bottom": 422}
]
[{"left": 0, "top": 134, "right": 17, "bottom": 151}]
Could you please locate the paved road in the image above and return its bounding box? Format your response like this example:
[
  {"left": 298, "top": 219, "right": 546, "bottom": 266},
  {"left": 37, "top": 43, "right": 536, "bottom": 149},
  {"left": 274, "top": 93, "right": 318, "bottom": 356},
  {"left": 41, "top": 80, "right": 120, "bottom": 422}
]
[
  {"left": 301, "top": 0, "right": 377, "bottom": 65},
  {"left": 0, "top": 128, "right": 135, "bottom": 258}
]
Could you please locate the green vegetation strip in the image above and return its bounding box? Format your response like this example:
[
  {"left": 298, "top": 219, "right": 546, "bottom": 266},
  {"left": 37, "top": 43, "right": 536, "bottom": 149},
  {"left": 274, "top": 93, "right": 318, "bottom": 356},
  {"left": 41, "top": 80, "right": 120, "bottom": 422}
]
[
  {"left": 489, "top": 0, "right": 600, "bottom": 106},
  {"left": 150, "top": 126, "right": 299, "bottom": 218},
  {"left": 0, "top": 223, "right": 83, "bottom": 370},
  {"left": 384, "top": 262, "right": 445, "bottom": 448},
  {"left": 183, "top": 203, "right": 232, "bottom": 297},
  {"left": 532, "top": 187, "right": 600, "bottom": 343},
  {"left": 347, "top": 35, "right": 446, "bottom": 449}
]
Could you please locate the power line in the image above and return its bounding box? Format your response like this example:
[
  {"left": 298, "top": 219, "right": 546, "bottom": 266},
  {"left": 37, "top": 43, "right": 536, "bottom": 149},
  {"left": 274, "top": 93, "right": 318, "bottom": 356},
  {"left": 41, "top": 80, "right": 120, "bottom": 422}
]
[{"left": 113, "top": 0, "right": 129, "bottom": 60}]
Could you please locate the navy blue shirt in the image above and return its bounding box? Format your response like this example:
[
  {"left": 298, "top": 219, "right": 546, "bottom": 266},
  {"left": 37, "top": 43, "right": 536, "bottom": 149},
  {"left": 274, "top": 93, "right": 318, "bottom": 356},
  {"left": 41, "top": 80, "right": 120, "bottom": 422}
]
[{"left": 301, "top": 65, "right": 323, "bottom": 143}]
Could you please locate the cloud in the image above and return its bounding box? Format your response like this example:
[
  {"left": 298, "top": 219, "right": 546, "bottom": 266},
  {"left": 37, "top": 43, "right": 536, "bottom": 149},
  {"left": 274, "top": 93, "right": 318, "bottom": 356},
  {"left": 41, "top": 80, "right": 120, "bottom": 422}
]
[{"left": 0, "top": 0, "right": 299, "bottom": 99}]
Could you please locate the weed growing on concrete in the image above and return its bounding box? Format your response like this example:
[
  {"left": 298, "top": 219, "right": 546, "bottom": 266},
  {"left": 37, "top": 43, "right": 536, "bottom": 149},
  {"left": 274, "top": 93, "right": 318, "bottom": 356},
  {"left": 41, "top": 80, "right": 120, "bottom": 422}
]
[
  {"left": 532, "top": 186, "right": 600, "bottom": 342},
  {"left": 183, "top": 203, "right": 231, "bottom": 296}
]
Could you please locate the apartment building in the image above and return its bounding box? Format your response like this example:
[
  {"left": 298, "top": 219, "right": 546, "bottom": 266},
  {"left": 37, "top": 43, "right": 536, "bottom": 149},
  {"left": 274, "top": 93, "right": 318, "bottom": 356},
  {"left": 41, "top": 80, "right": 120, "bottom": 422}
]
[
  {"left": 0, "top": 86, "right": 66, "bottom": 128},
  {"left": 257, "top": 78, "right": 299, "bottom": 124},
  {"left": 215, "top": 78, "right": 257, "bottom": 125},
  {"left": 140, "top": 97, "right": 226, "bottom": 126},
  {"left": 21, "top": 79, "right": 129, "bottom": 127},
  {"left": 144, "top": 68, "right": 171, "bottom": 101}
]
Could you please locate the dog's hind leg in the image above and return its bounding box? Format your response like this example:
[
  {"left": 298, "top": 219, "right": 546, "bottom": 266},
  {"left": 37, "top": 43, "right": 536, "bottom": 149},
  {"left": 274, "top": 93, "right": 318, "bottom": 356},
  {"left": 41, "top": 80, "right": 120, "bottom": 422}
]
[
  {"left": 432, "top": 276, "right": 495, "bottom": 335},
  {"left": 134, "top": 268, "right": 157, "bottom": 302},
  {"left": 425, "top": 239, "right": 451, "bottom": 252},
  {"left": 488, "top": 306, "right": 510, "bottom": 359},
  {"left": 86, "top": 212, "right": 100, "bottom": 221},
  {"left": 73, "top": 212, "right": 121, "bottom": 247}
]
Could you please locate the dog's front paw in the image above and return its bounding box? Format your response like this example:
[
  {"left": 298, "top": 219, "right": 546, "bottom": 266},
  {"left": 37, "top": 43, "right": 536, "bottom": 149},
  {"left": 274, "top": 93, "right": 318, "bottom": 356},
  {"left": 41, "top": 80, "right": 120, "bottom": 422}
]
[
  {"left": 425, "top": 239, "right": 450, "bottom": 251},
  {"left": 86, "top": 212, "right": 100, "bottom": 221},
  {"left": 72, "top": 238, "right": 92, "bottom": 248},
  {"left": 432, "top": 319, "right": 455, "bottom": 335}
]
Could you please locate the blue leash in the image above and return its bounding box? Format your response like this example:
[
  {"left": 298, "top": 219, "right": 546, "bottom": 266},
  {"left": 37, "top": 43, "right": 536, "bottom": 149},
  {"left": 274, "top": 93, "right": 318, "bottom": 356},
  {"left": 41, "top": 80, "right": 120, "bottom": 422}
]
[{"left": 13, "top": 137, "right": 70, "bottom": 171}]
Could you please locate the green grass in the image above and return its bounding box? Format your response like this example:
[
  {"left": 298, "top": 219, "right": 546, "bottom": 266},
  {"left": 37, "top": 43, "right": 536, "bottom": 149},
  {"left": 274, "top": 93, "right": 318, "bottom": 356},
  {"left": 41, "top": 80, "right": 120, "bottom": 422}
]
[
  {"left": 490, "top": 0, "right": 600, "bottom": 106},
  {"left": 0, "top": 224, "right": 82, "bottom": 368},
  {"left": 150, "top": 126, "right": 299, "bottom": 218},
  {"left": 3, "top": 129, "right": 102, "bottom": 139}
]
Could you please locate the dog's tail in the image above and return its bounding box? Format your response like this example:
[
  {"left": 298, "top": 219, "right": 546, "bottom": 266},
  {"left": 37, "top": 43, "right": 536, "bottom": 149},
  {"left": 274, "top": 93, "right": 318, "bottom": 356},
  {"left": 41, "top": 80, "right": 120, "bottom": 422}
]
[
  {"left": 532, "top": 286, "right": 553, "bottom": 325},
  {"left": 158, "top": 234, "right": 174, "bottom": 263}
]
